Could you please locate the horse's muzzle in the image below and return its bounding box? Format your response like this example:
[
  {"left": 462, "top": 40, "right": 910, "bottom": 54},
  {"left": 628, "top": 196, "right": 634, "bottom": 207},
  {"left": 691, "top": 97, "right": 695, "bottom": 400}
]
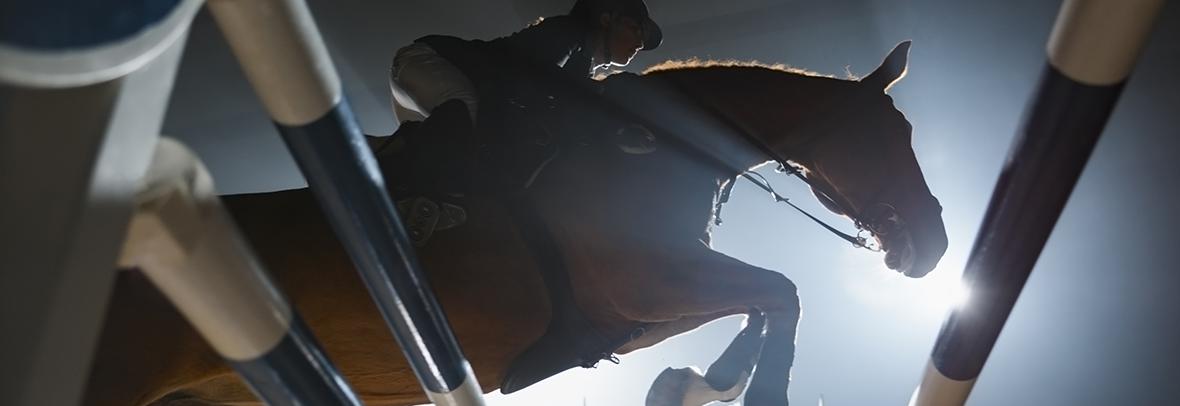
[{"left": 897, "top": 212, "right": 948, "bottom": 278}]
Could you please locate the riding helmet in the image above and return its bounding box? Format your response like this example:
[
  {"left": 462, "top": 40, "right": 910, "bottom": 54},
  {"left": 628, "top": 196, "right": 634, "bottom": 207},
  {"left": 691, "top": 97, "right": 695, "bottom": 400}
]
[{"left": 569, "top": 0, "right": 663, "bottom": 50}]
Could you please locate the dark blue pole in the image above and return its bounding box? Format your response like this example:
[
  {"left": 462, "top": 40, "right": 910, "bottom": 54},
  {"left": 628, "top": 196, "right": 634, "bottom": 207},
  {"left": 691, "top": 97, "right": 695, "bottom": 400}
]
[
  {"left": 274, "top": 100, "right": 476, "bottom": 396},
  {"left": 911, "top": 1, "right": 1163, "bottom": 404},
  {"left": 123, "top": 138, "right": 363, "bottom": 406},
  {"left": 207, "top": 0, "right": 484, "bottom": 403},
  {"left": 229, "top": 316, "right": 364, "bottom": 406}
]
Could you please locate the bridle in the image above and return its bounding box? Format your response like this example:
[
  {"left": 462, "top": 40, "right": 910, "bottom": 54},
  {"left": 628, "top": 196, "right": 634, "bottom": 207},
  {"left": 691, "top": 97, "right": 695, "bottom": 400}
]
[
  {"left": 656, "top": 78, "right": 894, "bottom": 252},
  {"left": 718, "top": 164, "right": 884, "bottom": 251},
  {"left": 482, "top": 58, "right": 900, "bottom": 252}
]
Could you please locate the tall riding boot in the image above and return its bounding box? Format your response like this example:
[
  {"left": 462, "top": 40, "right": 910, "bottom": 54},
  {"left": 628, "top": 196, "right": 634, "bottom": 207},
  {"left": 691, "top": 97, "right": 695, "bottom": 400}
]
[
  {"left": 373, "top": 99, "right": 473, "bottom": 199},
  {"left": 411, "top": 99, "right": 474, "bottom": 197}
]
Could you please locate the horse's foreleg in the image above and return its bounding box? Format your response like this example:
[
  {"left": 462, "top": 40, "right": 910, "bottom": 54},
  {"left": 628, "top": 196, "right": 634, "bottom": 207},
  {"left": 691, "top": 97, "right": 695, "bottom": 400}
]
[
  {"left": 705, "top": 310, "right": 766, "bottom": 391},
  {"left": 608, "top": 248, "right": 799, "bottom": 406},
  {"left": 644, "top": 311, "right": 766, "bottom": 406},
  {"left": 745, "top": 310, "right": 800, "bottom": 406}
]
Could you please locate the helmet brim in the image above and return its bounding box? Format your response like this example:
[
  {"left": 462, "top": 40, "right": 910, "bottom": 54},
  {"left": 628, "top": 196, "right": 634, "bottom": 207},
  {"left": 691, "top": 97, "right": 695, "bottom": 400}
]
[{"left": 641, "top": 17, "right": 662, "bottom": 50}]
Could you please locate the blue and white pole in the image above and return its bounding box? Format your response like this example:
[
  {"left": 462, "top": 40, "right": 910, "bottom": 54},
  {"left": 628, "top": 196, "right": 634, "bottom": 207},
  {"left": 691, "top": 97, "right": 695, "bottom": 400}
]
[
  {"left": 910, "top": 1, "right": 1164, "bottom": 405},
  {"left": 205, "top": 0, "right": 485, "bottom": 404},
  {"left": 0, "top": 2, "right": 200, "bottom": 405},
  {"left": 120, "top": 138, "right": 362, "bottom": 406}
]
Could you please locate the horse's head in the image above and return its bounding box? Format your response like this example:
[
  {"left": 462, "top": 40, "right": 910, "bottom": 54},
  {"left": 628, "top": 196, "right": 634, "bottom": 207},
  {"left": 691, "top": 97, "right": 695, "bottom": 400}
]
[{"left": 788, "top": 41, "right": 947, "bottom": 278}]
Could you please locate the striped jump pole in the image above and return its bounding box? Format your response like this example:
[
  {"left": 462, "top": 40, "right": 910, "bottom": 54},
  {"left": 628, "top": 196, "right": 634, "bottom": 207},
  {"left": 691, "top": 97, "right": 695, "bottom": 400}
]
[
  {"left": 204, "top": 0, "right": 486, "bottom": 404},
  {"left": 910, "top": 1, "right": 1164, "bottom": 405},
  {"left": 0, "top": 2, "right": 201, "bottom": 405},
  {"left": 120, "top": 138, "right": 362, "bottom": 406}
]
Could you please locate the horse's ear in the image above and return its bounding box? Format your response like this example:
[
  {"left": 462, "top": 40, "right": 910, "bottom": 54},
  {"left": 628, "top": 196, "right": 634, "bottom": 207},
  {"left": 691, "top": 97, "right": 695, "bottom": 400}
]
[{"left": 861, "top": 40, "right": 911, "bottom": 93}]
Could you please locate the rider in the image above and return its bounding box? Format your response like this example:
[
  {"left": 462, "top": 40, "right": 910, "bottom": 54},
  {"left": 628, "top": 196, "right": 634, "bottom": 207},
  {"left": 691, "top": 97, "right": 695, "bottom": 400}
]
[
  {"left": 377, "top": 0, "right": 664, "bottom": 387},
  {"left": 387, "top": 0, "right": 663, "bottom": 129},
  {"left": 377, "top": 0, "right": 663, "bottom": 194}
]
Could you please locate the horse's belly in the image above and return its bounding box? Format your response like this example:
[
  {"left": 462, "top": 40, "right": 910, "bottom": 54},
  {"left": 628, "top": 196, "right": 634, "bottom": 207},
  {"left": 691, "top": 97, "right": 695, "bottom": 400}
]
[
  {"left": 272, "top": 198, "right": 549, "bottom": 401},
  {"left": 89, "top": 192, "right": 549, "bottom": 405}
]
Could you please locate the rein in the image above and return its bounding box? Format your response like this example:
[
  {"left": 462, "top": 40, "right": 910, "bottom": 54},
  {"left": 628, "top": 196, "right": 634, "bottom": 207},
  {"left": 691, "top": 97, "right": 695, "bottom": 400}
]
[{"left": 720, "top": 167, "right": 876, "bottom": 250}]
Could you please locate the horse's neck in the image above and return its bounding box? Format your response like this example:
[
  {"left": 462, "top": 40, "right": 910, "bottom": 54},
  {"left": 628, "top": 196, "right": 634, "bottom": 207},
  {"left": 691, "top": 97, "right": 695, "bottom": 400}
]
[{"left": 651, "top": 67, "right": 852, "bottom": 170}]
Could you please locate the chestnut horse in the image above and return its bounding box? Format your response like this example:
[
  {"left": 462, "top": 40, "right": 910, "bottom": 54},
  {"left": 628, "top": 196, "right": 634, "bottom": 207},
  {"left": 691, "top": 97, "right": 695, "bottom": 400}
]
[{"left": 84, "top": 42, "right": 946, "bottom": 406}]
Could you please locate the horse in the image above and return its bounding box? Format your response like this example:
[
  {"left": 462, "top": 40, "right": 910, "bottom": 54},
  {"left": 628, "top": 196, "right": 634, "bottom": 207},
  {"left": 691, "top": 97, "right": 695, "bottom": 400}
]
[{"left": 83, "top": 41, "right": 947, "bottom": 406}]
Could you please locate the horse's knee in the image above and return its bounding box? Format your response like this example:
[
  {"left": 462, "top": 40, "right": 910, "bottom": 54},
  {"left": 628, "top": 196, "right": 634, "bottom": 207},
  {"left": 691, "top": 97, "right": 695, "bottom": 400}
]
[
  {"left": 758, "top": 272, "right": 800, "bottom": 316},
  {"left": 614, "top": 286, "right": 675, "bottom": 322}
]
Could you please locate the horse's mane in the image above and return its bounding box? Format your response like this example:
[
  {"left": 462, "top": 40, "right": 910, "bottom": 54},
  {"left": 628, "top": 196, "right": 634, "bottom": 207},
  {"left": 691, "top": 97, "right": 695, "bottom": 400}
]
[{"left": 640, "top": 59, "right": 858, "bottom": 80}]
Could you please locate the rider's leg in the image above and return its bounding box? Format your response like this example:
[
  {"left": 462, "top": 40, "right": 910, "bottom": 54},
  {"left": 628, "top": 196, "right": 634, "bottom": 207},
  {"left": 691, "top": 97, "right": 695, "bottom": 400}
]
[
  {"left": 389, "top": 42, "right": 479, "bottom": 123},
  {"left": 394, "top": 104, "right": 425, "bottom": 123}
]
